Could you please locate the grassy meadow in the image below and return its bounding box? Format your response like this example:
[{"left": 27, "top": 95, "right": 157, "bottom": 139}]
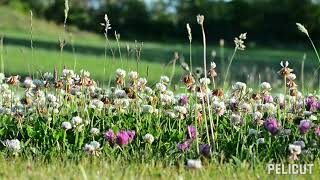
[{"left": 1, "top": 5, "right": 320, "bottom": 180}]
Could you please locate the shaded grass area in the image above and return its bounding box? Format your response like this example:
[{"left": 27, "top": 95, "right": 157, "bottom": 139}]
[{"left": 0, "top": 157, "right": 318, "bottom": 179}]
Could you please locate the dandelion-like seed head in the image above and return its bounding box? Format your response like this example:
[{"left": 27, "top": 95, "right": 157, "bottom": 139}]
[
  {"left": 296, "top": 23, "right": 309, "bottom": 36},
  {"left": 197, "top": 14, "right": 204, "bottom": 25}
]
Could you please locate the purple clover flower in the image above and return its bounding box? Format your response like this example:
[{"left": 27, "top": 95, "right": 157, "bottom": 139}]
[
  {"left": 306, "top": 96, "right": 318, "bottom": 112},
  {"left": 177, "top": 140, "right": 190, "bottom": 152},
  {"left": 127, "top": 130, "right": 136, "bottom": 142},
  {"left": 299, "top": 120, "right": 312, "bottom": 134},
  {"left": 116, "top": 130, "right": 130, "bottom": 147},
  {"left": 179, "top": 95, "right": 189, "bottom": 106},
  {"left": 264, "top": 118, "right": 280, "bottom": 135},
  {"left": 187, "top": 125, "right": 197, "bottom": 140},
  {"left": 200, "top": 144, "right": 211, "bottom": 157},
  {"left": 263, "top": 95, "right": 273, "bottom": 103},
  {"left": 105, "top": 129, "right": 116, "bottom": 144},
  {"left": 315, "top": 127, "right": 320, "bottom": 137}
]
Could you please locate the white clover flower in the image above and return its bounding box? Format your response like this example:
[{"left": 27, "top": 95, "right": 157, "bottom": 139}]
[
  {"left": 0, "top": 73, "right": 5, "bottom": 83},
  {"left": 256, "top": 138, "right": 265, "bottom": 145},
  {"left": 144, "top": 87, "right": 153, "bottom": 95},
  {"left": 249, "top": 129, "right": 259, "bottom": 136},
  {"left": 142, "top": 105, "right": 153, "bottom": 114},
  {"left": 240, "top": 103, "right": 252, "bottom": 113},
  {"left": 47, "top": 94, "right": 57, "bottom": 103},
  {"left": 5, "top": 139, "right": 21, "bottom": 153},
  {"left": 174, "top": 106, "right": 187, "bottom": 114},
  {"left": 144, "top": 133, "right": 155, "bottom": 144},
  {"left": 230, "top": 114, "right": 241, "bottom": 125},
  {"left": 156, "top": 83, "right": 167, "bottom": 92},
  {"left": 263, "top": 103, "right": 276, "bottom": 113},
  {"left": 253, "top": 111, "right": 263, "bottom": 120},
  {"left": 61, "top": 122, "right": 72, "bottom": 130},
  {"left": 260, "top": 82, "right": 271, "bottom": 90},
  {"left": 128, "top": 71, "right": 138, "bottom": 80},
  {"left": 289, "top": 144, "right": 301, "bottom": 155},
  {"left": 62, "top": 69, "right": 75, "bottom": 77},
  {"left": 90, "top": 128, "right": 100, "bottom": 136},
  {"left": 23, "top": 77, "right": 35, "bottom": 88},
  {"left": 165, "top": 111, "right": 176, "bottom": 118},
  {"left": 116, "top": 68, "right": 126, "bottom": 78},
  {"left": 43, "top": 72, "right": 53, "bottom": 80},
  {"left": 187, "top": 159, "right": 202, "bottom": 169},
  {"left": 71, "top": 116, "right": 83, "bottom": 127},
  {"left": 114, "top": 89, "right": 127, "bottom": 98},
  {"left": 160, "top": 76, "right": 170, "bottom": 84},
  {"left": 199, "top": 78, "right": 210, "bottom": 86},
  {"left": 91, "top": 99, "right": 104, "bottom": 110},
  {"left": 212, "top": 101, "right": 226, "bottom": 116},
  {"left": 83, "top": 141, "right": 101, "bottom": 156},
  {"left": 232, "top": 82, "right": 247, "bottom": 91},
  {"left": 138, "top": 78, "right": 147, "bottom": 86}
]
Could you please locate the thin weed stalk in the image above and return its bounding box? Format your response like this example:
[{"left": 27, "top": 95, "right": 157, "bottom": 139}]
[
  {"left": 30, "top": 10, "right": 34, "bottom": 78},
  {"left": 0, "top": 35, "right": 4, "bottom": 74}
]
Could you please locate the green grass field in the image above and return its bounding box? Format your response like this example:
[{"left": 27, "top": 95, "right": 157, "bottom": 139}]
[
  {"left": 1, "top": 6, "right": 319, "bottom": 87},
  {"left": 1, "top": 6, "right": 320, "bottom": 180}
]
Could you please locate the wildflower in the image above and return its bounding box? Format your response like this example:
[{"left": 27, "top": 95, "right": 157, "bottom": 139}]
[
  {"left": 264, "top": 118, "right": 280, "bottom": 135},
  {"left": 278, "top": 61, "right": 293, "bottom": 77},
  {"left": 289, "top": 144, "right": 301, "bottom": 161},
  {"left": 212, "top": 89, "right": 224, "bottom": 97},
  {"left": 230, "top": 114, "right": 243, "bottom": 126},
  {"left": 296, "top": 23, "right": 309, "bottom": 36},
  {"left": 249, "top": 129, "right": 259, "bottom": 136},
  {"left": 200, "top": 144, "right": 211, "bottom": 157},
  {"left": 83, "top": 141, "right": 101, "bottom": 156},
  {"left": 47, "top": 94, "right": 57, "bottom": 103},
  {"left": 240, "top": 103, "right": 252, "bottom": 113},
  {"left": 116, "top": 68, "right": 126, "bottom": 78},
  {"left": 187, "top": 125, "right": 197, "bottom": 140},
  {"left": 197, "top": 14, "right": 204, "bottom": 25},
  {"left": 5, "top": 139, "right": 21, "bottom": 153},
  {"left": 61, "top": 122, "right": 72, "bottom": 130},
  {"left": 156, "top": 83, "right": 166, "bottom": 92},
  {"left": 232, "top": 82, "right": 247, "bottom": 92},
  {"left": 142, "top": 105, "right": 153, "bottom": 114},
  {"left": 160, "top": 76, "right": 170, "bottom": 85},
  {"left": 43, "top": 72, "right": 53, "bottom": 80},
  {"left": 23, "top": 77, "right": 34, "bottom": 88},
  {"left": 305, "top": 96, "right": 318, "bottom": 112},
  {"left": 143, "top": 133, "right": 154, "bottom": 144},
  {"left": 199, "top": 78, "right": 210, "bottom": 86},
  {"left": 263, "top": 94, "right": 273, "bottom": 103},
  {"left": 208, "top": 62, "right": 217, "bottom": 78},
  {"left": 183, "top": 74, "right": 195, "bottom": 88},
  {"left": 187, "top": 159, "right": 202, "bottom": 169},
  {"left": 174, "top": 106, "right": 188, "bottom": 119},
  {"left": 80, "top": 69, "right": 90, "bottom": 77},
  {"left": 105, "top": 129, "right": 116, "bottom": 145},
  {"left": 315, "top": 127, "right": 320, "bottom": 137},
  {"left": 234, "top": 33, "right": 247, "bottom": 50},
  {"left": 260, "top": 82, "right": 271, "bottom": 90},
  {"left": 116, "top": 131, "right": 130, "bottom": 147},
  {"left": 71, "top": 116, "right": 83, "bottom": 127},
  {"left": 177, "top": 140, "right": 190, "bottom": 152},
  {"left": 128, "top": 71, "right": 138, "bottom": 80},
  {"left": 212, "top": 101, "right": 226, "bottom": 116},
  {"left": 256, "top": 138, "right": 265, "bottom": 145},
  {"left": 7, "top": 75, "right": 20, "bottom": 85},
  {"left": 179, "top": 95, "right": 189, "bottom": 106},
  {"left": 90, "top": 128, "right": 100, "bottom": 136},
  {"left": 299, "top": 120, "right": 312, "bottom": 134},
  {"left": 293, "top": 141, "right": 305, "bottom": 149}
]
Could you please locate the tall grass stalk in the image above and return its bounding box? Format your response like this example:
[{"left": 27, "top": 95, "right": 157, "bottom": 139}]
[
  {"left": 29, "top": 10, "right": 34, "bottom": 78},
  {"left": 223, "top": 48, "right": 237, "bottom": 89},
  {"left": 115, "top": 31, "right": 123, "bottom": 67},
  {"left": 169, "top": 53, "right": 178, "bottom": 87},
  {"left": 220, "top": 39, "right": 225, "bottom": 80},
  {"left": 70, "top": 33, "right": 77, "bottom": 71},
  {"left": 0, "top": 36, "right": 4, "bottom": 74},
  {"left": 198, "top": 15, "right": 215, "bottom": 145},
  {"left": 301, "top": 53, "right": 306, "bottom": 93}
]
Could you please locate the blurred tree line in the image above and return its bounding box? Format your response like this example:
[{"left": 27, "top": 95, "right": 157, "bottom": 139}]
[{"left": 1, "top": 0, "right": 320, "bottom": 44}]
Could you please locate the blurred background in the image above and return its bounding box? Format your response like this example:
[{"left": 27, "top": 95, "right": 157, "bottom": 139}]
[{"left": 0, "top": 0, "right": 320, "bottom": 90}]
